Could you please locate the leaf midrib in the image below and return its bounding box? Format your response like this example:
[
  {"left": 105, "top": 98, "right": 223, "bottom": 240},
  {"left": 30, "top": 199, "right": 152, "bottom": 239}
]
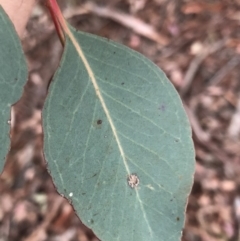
[
  {"left": 65, "top": 27, "right": 154, "bottom": 237},
  {"left": 65, "top": 28, "right": 131, "bottom": 175}
]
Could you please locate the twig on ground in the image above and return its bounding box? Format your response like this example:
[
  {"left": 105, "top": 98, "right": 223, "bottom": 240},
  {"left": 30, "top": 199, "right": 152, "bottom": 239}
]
[
  {"left": 234, "top": 197, "right": 240, "bottom": 241},
  {"left": 64, "top": 2, "right": 169, "bottom": 46},
  {"left": 180, "top": 40, "right": 226, "bottom": 96},
  {"left": 184, "top": 103, "right": 210, "bottom": 143},
  {"left": 227, "top": 94, "right": 240, "bottom": 139},
  {"left": 184, "top": 100, "right": 231, "bottom": 163},
  {"left": 208, "top": 56, "right": 240, "bottom": 86},
  {"left": 198, "top": 205, "right": 232, "bottom": 239},
  {"left": 23, "top": 196, "right": 64, "bottom": 241}
]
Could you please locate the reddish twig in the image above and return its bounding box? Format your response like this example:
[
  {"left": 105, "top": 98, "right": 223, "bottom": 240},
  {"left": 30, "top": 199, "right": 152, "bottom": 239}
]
[{"left": 47, "top": 0, "right": 66, "bottom": 45}]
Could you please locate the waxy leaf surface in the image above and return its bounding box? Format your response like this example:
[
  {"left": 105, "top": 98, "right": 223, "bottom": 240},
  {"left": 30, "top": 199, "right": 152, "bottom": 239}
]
[
  {"left": 0, "top": 7, "right": 27, "bottom": 173},
  {"left": 43, "top": 25, "right": 195, "bottom": 241}
]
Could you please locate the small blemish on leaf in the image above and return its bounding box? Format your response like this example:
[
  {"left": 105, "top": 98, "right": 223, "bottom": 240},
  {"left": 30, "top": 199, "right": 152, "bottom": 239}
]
[
  {"left": 146, "top": 184, "right": 155, "bottom": 190},
  {"left": 97, "top": 119, "right": 102, "bottom": 125},
  {"left": 121, "top": 82, "right": 124, "bottom": 85},
  {"left": 158, "top": 104, "right": 166, "bottom": 112},
  {"left": 176, "top": 217, "right": 180, "bottom": 221},
  {"left": 92, "top": 173, "right": 98, "bottom": 178},
  {"left": 127, "top": 174, "right": 140, "bottom": 188}
]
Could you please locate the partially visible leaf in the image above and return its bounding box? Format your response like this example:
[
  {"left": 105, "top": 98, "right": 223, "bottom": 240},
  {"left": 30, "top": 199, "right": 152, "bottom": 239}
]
[
  {"left": 0, "top": 6, "right": 28, "bottom": 173},
  {"left": 43, "top": 24, "right": 195, "bottom": 241}
]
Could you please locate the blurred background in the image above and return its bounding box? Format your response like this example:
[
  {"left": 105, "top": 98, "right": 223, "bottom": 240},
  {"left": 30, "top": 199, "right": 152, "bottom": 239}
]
[{"left": 1, "top": 0, "right": 240, "bottom": 240}]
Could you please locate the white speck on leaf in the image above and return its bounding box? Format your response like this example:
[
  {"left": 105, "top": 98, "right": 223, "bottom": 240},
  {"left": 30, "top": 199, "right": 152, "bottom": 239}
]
[
  {"left": 146, "top": 184, "right": 155, "bottom": 190},
  {"left": 128, "top": 174, "right": 140, "bottom": 188},
  {"left": 69, "top": 192, "right": 73, "bottom": 197}
]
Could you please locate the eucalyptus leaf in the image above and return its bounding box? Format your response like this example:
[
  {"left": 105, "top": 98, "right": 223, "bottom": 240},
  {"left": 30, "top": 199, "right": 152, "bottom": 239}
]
[
  {"left": 0, "top": 7, "right": 28, "bottom": 173},
  {"left": 43, "top": 25, "right": 195, "bottom": 241}
]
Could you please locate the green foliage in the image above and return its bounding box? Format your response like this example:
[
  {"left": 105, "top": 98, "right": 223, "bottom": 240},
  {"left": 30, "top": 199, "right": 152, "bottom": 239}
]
[
  {"left": 0, "top": 2, "right": 195, "bottom": 240},
  {"left": 0, "top": 7, "right": 28, "bottom": 173},
  {"left": 42, "top": 25, "right": 195, "bottom": 241}
]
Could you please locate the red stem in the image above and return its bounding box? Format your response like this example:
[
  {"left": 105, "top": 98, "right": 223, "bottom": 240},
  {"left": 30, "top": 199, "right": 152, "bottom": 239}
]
[{"left": 47, "top": 0, "right": 67, "bottom": 45}]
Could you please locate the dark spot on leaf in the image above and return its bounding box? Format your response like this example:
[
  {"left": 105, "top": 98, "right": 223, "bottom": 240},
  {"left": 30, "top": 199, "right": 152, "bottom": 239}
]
[
  {"left": 87, "top": 172, "right": 99, "bottom": 179},
  {"left": 93, "top": 213, "right": 99, "bottom": 216},
  {"left": 176, "top": 217, "right": 180, "bottom": 221},
  {"left": 97, "top": 119, "right": 102, "bottom": 125},
  {"left": 92, "top": 173, "right": 98, "bottom": 178},
  {"left": 113, "top": 51, "right": 116, "bottom": 54},
  {"left": 121, "top": 82, "right": 124, "bottom": 85},
  {"left": 82, "top": 193, "right": 86, "bottom": 195},
  {"left": 158, "top": 104, "right": 166, "bottom": 112},
  {"left": 170, "top": 199, "right": 173, "bottom": 202},
  {"left": 175, "top": 139, "right": 179, "bottom": 142},
  {"left": 90, "top": 219, "right": 94, "bottom": 224}
]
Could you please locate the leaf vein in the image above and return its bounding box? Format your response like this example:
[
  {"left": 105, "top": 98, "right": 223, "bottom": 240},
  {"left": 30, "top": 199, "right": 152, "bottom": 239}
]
[
  {"left": 67, "top": 30, "right": 132, "bottom": 176},
  {"left": 117, "top": 131, "right": 175, "bottom": 175},
  {"left": 80, "top": 99, "right": 98, "bottom": 188},
  {"left": 101, "top": 90, "right": 179, "bottom": 140},
  {"left": 126, "top": 155, "right": 172, "bottom": 195}
]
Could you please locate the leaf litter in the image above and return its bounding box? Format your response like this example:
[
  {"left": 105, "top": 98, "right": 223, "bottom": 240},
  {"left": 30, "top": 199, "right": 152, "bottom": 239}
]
[{"left": 1, "top": 0, "right": 240, "bottom": 240}]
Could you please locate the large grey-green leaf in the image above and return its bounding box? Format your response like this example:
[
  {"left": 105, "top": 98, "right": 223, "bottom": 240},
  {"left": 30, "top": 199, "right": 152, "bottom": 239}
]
[
  {"left": 43, "top": 25, "right": 195, "bottom": 241},
  {"left": 0, "top": 6, "right": 28, "bottom": 173}
]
